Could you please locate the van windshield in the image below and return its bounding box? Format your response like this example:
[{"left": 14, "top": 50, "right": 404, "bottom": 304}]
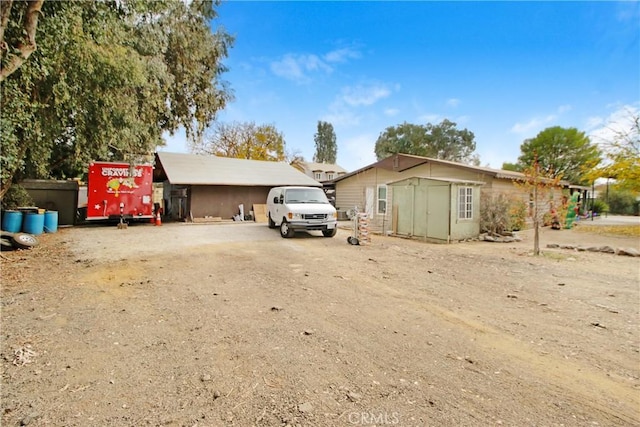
[{"left": 285, "top": 188, "right": 329, "bottom": 204}]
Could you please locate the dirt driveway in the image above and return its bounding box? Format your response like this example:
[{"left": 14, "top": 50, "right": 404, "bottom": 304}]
[{"left": 1, "top": 221, "right": 639, "bottom": 426}]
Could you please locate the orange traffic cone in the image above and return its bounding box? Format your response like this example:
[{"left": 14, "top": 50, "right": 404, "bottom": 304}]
[{"left": 155, "top": 212, "right": 162, "bottom": 226}]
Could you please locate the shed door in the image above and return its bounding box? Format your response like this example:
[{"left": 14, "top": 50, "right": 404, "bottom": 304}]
[
  {"left": 393, "top": 185, "right": 413, "bottom": 235},
  {"left": 426, "top": 185, "right": 450, "bottom": 241}
]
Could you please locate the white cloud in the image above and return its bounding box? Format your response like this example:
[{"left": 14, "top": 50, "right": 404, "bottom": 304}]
[
  {"left": 557, "top": 104, "right": 572, "bottom": 114},
  {"left": 588, "top": 104, "right": 639, "bottom": 146},
  {"left": 324, "top": 47, "right": 361, "bottom": 63},
  {"left": 510, "top": 116, "right": 555, "bottom": 134},
  {"left": 384, "top": 108, "right": 400, "bottom": 117},
  {"left": 270, "top": 53, "right": 332, "bottom": 83},
  {"left": 510, "top": 104, "right": 573, "bottom": 135},
  {"left": 455, "top": 115, "right": 470, "bottom": 124},
  {"left": 341, "top": 83, "right": 392, "bottom": 107},
  {"left": 322, "top": 109, "right": 362, "bottom": 127},
  {"left": 446, "top": 98, "right": 461, "bottom": 108},
  {"left": 418, "top": 114, "right": 442, "bottom": 123},
  {"left": 585, "top": 116, "right": 605, "bottom": 130}
]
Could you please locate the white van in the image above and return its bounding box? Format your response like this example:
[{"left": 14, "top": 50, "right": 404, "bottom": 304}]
[{"left": 266, "top": 186, "right": 338, "bottom": 238}]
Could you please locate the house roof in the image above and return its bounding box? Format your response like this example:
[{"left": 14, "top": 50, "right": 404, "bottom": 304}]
[
  {"left": 302, "top": 161, "right": 348, "bottom": 174},
  {"left": 333, "top": 153, "right": 572, "bottom": 186},
  {"left": 387, "top": 176, "right": 486, "bottom": 186},
  {"left": 154, "top": 152, "right": 321, "bottom": 187}
]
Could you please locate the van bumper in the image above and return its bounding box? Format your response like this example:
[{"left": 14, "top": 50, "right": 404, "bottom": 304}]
[{"left": 288, "top": 221, "right": 337, "bottom": 232}]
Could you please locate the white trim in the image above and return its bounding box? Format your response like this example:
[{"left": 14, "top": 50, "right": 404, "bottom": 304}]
[{"left": 377, "top": 184, "right": 388, "bottom": 215}]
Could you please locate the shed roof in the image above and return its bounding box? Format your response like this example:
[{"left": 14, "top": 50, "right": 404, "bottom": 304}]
[{"left": 155, "top": 152, "right": 321, "bottom": 187}]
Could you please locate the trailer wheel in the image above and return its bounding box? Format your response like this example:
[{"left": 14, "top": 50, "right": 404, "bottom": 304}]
[{"left": 11, "top": 233, "right": 39, "bottom": 249}]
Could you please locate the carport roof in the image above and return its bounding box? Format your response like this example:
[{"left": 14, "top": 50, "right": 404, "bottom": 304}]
[{"left": 155, "top": 152, "right": 322, "bottom": 187}]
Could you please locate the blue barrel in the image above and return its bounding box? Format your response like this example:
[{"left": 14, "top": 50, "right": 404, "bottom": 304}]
[
  {"left": 44, "top": 211, "right": 58, "bottom": 233},
  {"left": 22, "top": 212, "right": 45, "bottom": 235},
  {"left": 2, "top": 210, "right": 23, "bottom": 233}
]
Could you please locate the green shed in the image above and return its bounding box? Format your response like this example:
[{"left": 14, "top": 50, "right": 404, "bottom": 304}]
[{"left": 389, "top": 176, "right": 484, "bottom": 243}]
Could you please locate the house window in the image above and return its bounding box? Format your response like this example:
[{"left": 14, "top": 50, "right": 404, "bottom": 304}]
[
  {"left": 458, "top": 187, "right": 473, "bottom": 219},
  {"left": 377, "top": 185, "right": 387, "bottom": 214},
  {"left": 314, "top": 172, "right": 322, "bottom": 180},
  {"left": 326, "top": 173, "right": 334, "bottom": 180}
]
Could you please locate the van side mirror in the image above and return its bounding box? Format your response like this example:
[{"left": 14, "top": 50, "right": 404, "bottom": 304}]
[
  {"left": 279, "top": 195, "right": 284, "bottom": 203},
  {"left": 273, "top": 196, "right": 279, "bottom": 204}
]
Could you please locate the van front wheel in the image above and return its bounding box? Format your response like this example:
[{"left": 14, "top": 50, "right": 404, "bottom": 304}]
[
  {"left": 280, "top": 220, "right": 294, "bottom": 238},
  {"left": 322, "top": 228, "right": 337, "bottom": 237}
]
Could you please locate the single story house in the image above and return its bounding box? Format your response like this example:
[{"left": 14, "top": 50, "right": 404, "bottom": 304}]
[
  {"left": 154, "top": 152, "right": 321, "bottom": 221},
  {"left": 332, "top": 153, "right": 584, "bottom": 236}
]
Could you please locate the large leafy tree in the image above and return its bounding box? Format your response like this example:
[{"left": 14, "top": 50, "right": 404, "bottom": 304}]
[
  {"left": 1, "top": 0, "right": 233, "bottom": 199},
  {"left": 374, "top": 119, "right": 479, "bottom": 164},
  {"left": 517, "top": 126, "right": 601, "bottom": 185},
  {"left": 192, "top": 121, "right": 286, "bottom": 161},
  {"left": 313, "top": 121, "right": 337, "bottom": 163}
]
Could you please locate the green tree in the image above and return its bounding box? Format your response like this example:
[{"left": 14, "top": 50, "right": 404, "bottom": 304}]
[
  {"left": 374, "top": 119, "right": 479, "bottom": 164},
  {"left": 1, "top": 0, "right": 233, "bottom": 199},
  {"left": 313, "top": 121, "right": 337, "bottom": 163},
  {"left": 192, "top": 121, "right": 286, "bottom": 161},
  {"left": 501, "top": 162, "right": 522, "bottom": 172},
  {"left": 517, "top": 126, "right": 601, "bottom": 185}
]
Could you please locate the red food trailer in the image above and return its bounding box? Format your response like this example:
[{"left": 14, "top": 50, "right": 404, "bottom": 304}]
[{"left": 86, "top": 161, "right": 154, "bottom": 221}]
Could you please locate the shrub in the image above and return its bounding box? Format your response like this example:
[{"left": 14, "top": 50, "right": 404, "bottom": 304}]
[
  {"left": 508, "top": 199, "right": 527, "bottom": 231},
  {"left": 481, "top": 193, "right": 526, "bottom": 234},
  {"left": 590, "top": 199, "right": 609, "bottom": 215},
  {"left": 1, "top": 184, "right": 34, "bottom": 210},
  {"left": 604, "top": 189, "right": 639, "bottom": 215}
]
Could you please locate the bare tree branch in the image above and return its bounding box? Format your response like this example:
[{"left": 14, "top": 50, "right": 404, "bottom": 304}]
[
  {"left": 0, "top": 0, "right": 14, "bottom": 49},
  {"left": 0, "top": 0, "right": 44, "bottom": 83}
]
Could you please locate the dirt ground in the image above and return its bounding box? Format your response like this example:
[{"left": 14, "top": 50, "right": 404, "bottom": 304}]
[{"left": 1, "top": 220, "right": 639, "bottom": 426}]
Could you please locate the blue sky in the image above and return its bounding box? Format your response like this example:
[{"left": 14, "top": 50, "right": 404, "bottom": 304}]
[{"left": 161, "top": 1, "right": 640, "bottom": 172}]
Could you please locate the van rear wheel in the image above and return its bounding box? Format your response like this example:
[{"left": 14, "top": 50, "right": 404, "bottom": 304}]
[
  {"left": 280, "top": 220, "right": 294, "bottom": 238},
  {"left": 268, "top": 213, "right": 276, "bottom": 229}
]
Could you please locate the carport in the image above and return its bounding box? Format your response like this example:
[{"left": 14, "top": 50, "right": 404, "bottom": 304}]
[
  {"left": 154, "top": 152, "right": 321, "bottom": 221},
  {"left": 389, "top": 176, "right": 484, "bottom": 243}
]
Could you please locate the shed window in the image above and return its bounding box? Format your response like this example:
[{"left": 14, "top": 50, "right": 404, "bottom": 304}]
[
  {"left": 377, "top": 185, "right": 387, "bottom": 214},
  {"left": 458, "top": 187, "right": 473, "bottom": 219}
]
